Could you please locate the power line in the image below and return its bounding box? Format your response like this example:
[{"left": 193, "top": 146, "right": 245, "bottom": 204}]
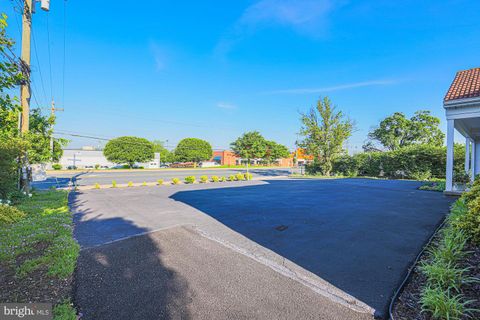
[
  {"left": 45, "top": 10, "right": 53, "bottom": 100},
  {"left": 31, "top": 26, "right": 48, "bottom": 105},
  {"left": 61, "top": 0, "right": 67, "bottom": 108}
]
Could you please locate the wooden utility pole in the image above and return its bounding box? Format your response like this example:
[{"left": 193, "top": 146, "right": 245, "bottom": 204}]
[
  {"left": 20, "top": 0, "right": 33, "bottom": 134},
  {"left": 50, "top": 99, "right": 63, "bottom": 159}
]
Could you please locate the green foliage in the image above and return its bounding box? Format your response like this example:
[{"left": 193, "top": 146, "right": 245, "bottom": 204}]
[
  {"left": 157, "top": 179, "right": 164, "bottom": 186},
  {"left": 421, "top": 260, "right": 468, "bottom": 291},
  {"left": 200, "top": 175, "right": 208, "bottom": 183},
  {"left": 456, "top": 197, "right": 480, "bottom": 244},
  {"left": 419, "top": 180, "right": 446, "bottom": 192},
  {"left": 228, "top": 175, "right": 237, "bottom": 181},
  {"left": 52, "top": 163, "right": 62, "bottom": 170},
  {"left": 220, "top": 176, "right": 226, "bottom": 182},
  {"left": 421, "top": 286, "right": 472, "bottom": 320},
  {"left": 103, "top": 136, "right": 154, "bottom": 168},
  {"left": 331, "top": 144, "right": 465, "bottom": 179},
  {"left": 236, "top": 173, "right": 245, "bottom": 181},
  {"left": 111, "top": 180, "right": 117, "bottom": 188},
  {"left": 263, "top": 140, "right": 290, "bottom": 164},
  {"left": 185, "top": 176, "right": 196, "bottom": 184},
  {"left": 53, "top": 301, "right": 77, "bottom": 320},
  {"left": 0, "top": 204, "right": 25, "bottom": 225},
  {"left": 174, "top": 138, "right": 212, "bottom": 165},
  {"left": 0, "top": 138, "right": 22, "bottom": 199},
  {"left": 142, "top": 181, "right": 147, "bottom": 186},
  {"left": 94, "top": 183, "right": 100, "bottom": 189},
  {"left": 231, "top": 131, "right": 266, "bottom": 164},
  {"left": 211, "top": 175, "right": 219, "bottom": 182},
  {"left": 172, "top": 177, "right": 181, "bottom": 185},
  {"left": 298, "top": 97, "right": 354, "bottom": 175},
  {"left": 94, "top": 164, "right": 100, "bottom": 169},
  {"left": 244, "top": 173, "right": 253, "bottom": 180},
  {"left": 127, "top": 181, "right": 133, "bottom": 187},
  {"left": 367, "top": 110, "right": 444, "bottom": 151}
]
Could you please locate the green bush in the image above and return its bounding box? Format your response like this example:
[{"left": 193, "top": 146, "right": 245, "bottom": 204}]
[
  {"left": 220, "top": 176, "right": 226, "bottom": 182},
  {"left": 112, "top": 180, "right": 117, "bottom": 188},
  {"left": 94, "top": 183, "right": 100, "bottom": 189},
  {"left": 228, "top": 175, "right": 237, "bottom": 181},
  {"left": 0, "top": 139, "right": 21, "bottom": 200},
  {"left": 94, "top": 164, "right": 100, "bottom": 170},
  {"left": 200, "top": 175, "right": 208, "bottom": 183},
  {"left": 421, "top": 260, "right": 467, "bottom": 291},
  {"left": 185, "top": 176, "right": 196, "bottom": 184},
  {"left": 142, "top": 181, "right": 147, "bottom": 186},
  {"left": 52, "top": 163, "right": 62, "bottom": 170},
  {"left": 456, "top": 197, "right": 480, "bottom": 244},
  {"left": 157, "top": 179, "right": 164, "bottom": 186},
  {"left": 172, "top": 178, "right": 180, "bottom": 185},
  {"left": 420, "top": 286, "right": 472, "bottom": 320},
  {"left": 211, "top": 175, "right": 219, "bottom": 182},
  {"left": 0, "top": 205, "right": 26, "bottom": 225},
  {"left": 244, "top": 173, "right": 253, "bottom": 180},
  {"left": 127, "top": 181, "right": 133, "bottom": 187},
  {"left": 236, "top": 173, "right": 245, "bottom": 181},
  {"left": 331, "top": 144, "right": 466, "bottom": 179}
]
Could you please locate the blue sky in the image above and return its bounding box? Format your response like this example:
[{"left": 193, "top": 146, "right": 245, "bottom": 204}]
[{"left": 2, "top": 0, "right": 480, "bottom": 151}]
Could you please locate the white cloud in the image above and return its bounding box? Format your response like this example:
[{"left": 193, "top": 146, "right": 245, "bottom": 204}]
[
  {"left": 216, "top": 102, "right": 237, "bottom": 109},
  {"left": 215, "top": 0, "right": 343, "bottom": 57},
  {"left": 149, "top": 42, "right": 167, "bottom": 71},
  {"left": 263, "top": 80, "right": 395, "bottom": 94}
]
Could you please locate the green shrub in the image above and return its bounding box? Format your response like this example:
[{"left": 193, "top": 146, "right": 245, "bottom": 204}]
[
  {"left": 411, "top": 170, "right": 432, "bottom": 181},
  {"left": 220, "top": 176, "right": 226, "bottom": 182},
  {"left": 0, "top": 139, "right": 22, "bottom": 200},
  {"left": 236, "top": 173, "right": 245, "bottom": 181},
  {"left": 421, "top": 260, "right": 467, "bottom": 291},
  {"left": 456, "top": 197, "right": 480, "bottom": 244},
  {"left": 112, "top": 180, "right": 117, "bottom": 188},
  {"left": 157, "top": 179, "right": 164, "bottom": 186},
  {"left": 94, "top": 183, "right": 100, "bottom": 189},
  {"left": 419, "top": 180, "right": 446, "bottom": 192},
  {"left": 228, "top": 175, "right": 237, "bottom": 181},
  {"left": 172, "top": 178, "right": 181, "bottom": 185},
  {"left": 200, "top": 175, "right": 208, "bottom": 183},
  {"left": 142, "top": 181, "right": 147, "bottom": 186},
  {"left": 127, "top": 181, "right": 133, "bottom": 187},
  {"left": 244, "top": 173, "right": 253, "bottom": 180},
  {"left": 94, "top": 164, "right": 100, "bottom": 170},
  {"left": 52, "top": 163, "right": 62, "bottom": 170},
  {"left": 185, "top": 176, "right": 196, "bottom": 184},
  {"left": 420, "top": 286, "right": 473, "bottom": 320},
  {"left": 0, "top": 205, "right": 26, "bottom": 225},
  {"left": 211, "top": 175, "right": 219, "bottom": 182}
]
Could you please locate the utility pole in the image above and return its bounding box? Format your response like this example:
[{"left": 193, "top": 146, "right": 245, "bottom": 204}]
[
  {"left": 50, "top": 99, "right": 63, "bottom": 160},
  {"left": 19, "top": 0, "right": 33, "bottom": 192}
]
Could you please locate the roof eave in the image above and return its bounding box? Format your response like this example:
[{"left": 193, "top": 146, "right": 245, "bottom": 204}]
[{"left": 443, "top": 96, "right": 480, "bottom": 108}]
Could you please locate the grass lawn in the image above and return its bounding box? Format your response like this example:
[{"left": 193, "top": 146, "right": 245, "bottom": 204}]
[{"left": 0, "top": 190, "right": 79, "bottom": 319}]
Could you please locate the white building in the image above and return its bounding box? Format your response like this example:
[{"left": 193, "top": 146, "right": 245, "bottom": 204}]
[
  {"left": 58, "top": 149, "right": 161, "bottom": 169},
  {"left": 444, "top": 67, "right": 480, "bottom": 193}
]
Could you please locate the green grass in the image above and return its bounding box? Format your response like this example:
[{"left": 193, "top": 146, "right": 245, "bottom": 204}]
[
  {"left": 421, "top": 286, "right": 474, "bottom": 320},
  {"left": 419, "top": 179, "right": 446, "bottom": 192},
  {"left": 0, "top": 190, "right": 80, "bottom": 278},
  {"left": 53, "top": 301, "right": 77, "bottom": 320}
]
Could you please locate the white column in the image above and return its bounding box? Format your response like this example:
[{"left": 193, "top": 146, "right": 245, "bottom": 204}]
[
  {"left": 446, "top": 119, "right": 454, "bottom": 192},
  {"left": 471, "top": 139, "right": 476, "bottom": 182},
  {"left": 475, "top": 140, "right": 480, "bottom": 177},
  {"left": 465, "top": 138, "right": 470, "bottom": 173}
]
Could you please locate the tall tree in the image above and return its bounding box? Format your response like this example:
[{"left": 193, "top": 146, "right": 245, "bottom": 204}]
[
  {"left": 231, "top": 131, "right": 266, "bottom": 172},
  {"left": 103, "top": 136, "right": 154, "bottom": 168},
  {"left": 263, "top": 140, "right": 290, "bottom": 165},
  {"left": 368, "top": 110, "right": 444, "bottom": 151},
  {"left": 298, "top": 97, "right": 354, "bottom": 175},
  {"left": 174, "top": 138, "right": 212, "bottom": 167}
]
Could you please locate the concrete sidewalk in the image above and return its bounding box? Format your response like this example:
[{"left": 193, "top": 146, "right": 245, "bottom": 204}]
[{"left": 74, "top": 226, "right": 373, "bottom": 320}]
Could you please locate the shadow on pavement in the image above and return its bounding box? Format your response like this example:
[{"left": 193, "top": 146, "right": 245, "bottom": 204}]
[
  {"left": 71, "top": 192, "right": 192, "bottom": 320},
  {"left": 170, "top": 178, "right": 453, "bottom": 318}
]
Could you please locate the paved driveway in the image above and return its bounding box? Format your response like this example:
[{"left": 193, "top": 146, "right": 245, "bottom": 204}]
[{"left": 71, "top": 178, "right": 454, "bottom": 318}]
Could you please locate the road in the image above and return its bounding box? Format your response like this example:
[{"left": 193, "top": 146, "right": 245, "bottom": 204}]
[{"left": 33, "top": 167, "right": 298, "bottom": 189}]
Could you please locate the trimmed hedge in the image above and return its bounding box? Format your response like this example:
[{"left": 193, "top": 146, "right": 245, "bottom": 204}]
[{"left": 330, "top": 144, "right": 466, "bottom": 179}]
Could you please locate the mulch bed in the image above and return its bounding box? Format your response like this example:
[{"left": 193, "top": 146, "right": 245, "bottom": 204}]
[
  {"left": 0, "top": 241, "right": 72, "bottom": 305},
  {"left": 391, "top": 236, "right": 480, "bottom": 320}
]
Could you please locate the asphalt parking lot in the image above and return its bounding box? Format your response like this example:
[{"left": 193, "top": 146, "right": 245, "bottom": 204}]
[{"left": 71, "top": 178, "right": 454, "bottom": 319}]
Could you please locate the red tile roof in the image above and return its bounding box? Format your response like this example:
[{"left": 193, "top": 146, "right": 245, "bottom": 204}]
[{"left": 444, "top": 67, "right": 480, "bottom": 102}]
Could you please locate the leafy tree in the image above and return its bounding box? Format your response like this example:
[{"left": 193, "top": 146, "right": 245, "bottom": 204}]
[
  {"left": 152, "top": 140, "right": 173, "bottom": 163},
  {"left": 231, "top": 131, "right": 266, "bottom": 171},
  {"left": 103, "top": 136, "right": 154, "bottom": 168},
  {"left": 263, "top": 140, "right": 290, "bottom": 164},
  {"left": 367, "top": 110, "right": 444, "bottom": 151},
  {"left": 174, "top": 138, "right": 212, "bottom": 166},
  {"left": 298, "top": 97, "right": 354, "bottom": 175}
]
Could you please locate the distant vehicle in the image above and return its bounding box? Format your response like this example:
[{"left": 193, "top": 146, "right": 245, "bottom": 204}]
[
  {"left": 159, "top": 164, "right": 169, "bottom": 168},
  {"left": 100, "top": 166, "right": 109, "bottom": 169},
  {"left": 170, "top": 162, "right": 195, "bottom": 168},
  {"left": 67, "top": 165, "right": 77, "bottom": 170},
  {"left": 84, "top": 165, "right": 94, "bottom": 169}
]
